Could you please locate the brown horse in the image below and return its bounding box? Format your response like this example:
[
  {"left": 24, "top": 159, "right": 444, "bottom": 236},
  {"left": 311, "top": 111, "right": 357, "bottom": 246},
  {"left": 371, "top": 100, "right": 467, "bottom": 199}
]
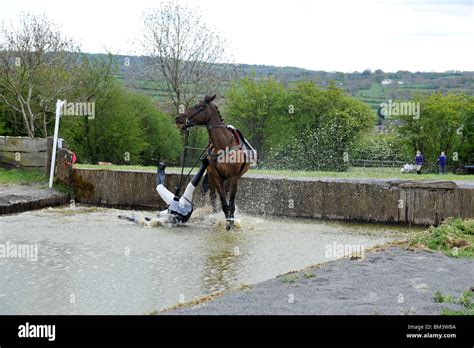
[{"left": 175, "top": 95, "right": 250, "bottom": 230}]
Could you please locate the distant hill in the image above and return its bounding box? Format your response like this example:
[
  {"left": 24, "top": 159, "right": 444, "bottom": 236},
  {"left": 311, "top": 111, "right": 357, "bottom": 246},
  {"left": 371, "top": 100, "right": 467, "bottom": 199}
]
[{"left": 86, "top": 53, "right": 474, "bottom": 115}]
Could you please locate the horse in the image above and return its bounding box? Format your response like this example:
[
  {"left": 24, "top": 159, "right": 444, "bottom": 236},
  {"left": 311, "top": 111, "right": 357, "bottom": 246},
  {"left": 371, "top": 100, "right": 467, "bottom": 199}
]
[{"left": 175, "top": 94, "right": 251, "bottom": 230}]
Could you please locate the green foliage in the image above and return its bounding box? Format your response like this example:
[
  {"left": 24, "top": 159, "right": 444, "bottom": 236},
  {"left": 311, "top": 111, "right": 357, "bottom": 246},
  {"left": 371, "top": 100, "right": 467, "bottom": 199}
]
[
  {"left": 351, "top": 130, "right": 411, "bottom": 162},
  {"left": 410, "top": 218, "right": 474, "bottom": 259},
  {"left": 0, "top": 89, "right": 13, "bottom": 135},
  {"left": 278, "top": 272, "right": 299, "bottom": 283},
  {"left": 433, "top": 291, "right": 455, "bottom": 304},
  {"left": 128, "top": 93, "right": 182, "bottom": 165},
  {"left": 60, "top": 82, "right": 182, "bottom": 165},
  {"left": 0, "top": 109, "right": 7, "bottom": 135},
  {"left": 266, "top": 81, "right": 375, "bottom": 171},
  {"left": 224, "top": 74, "right": 287, "bottom": 160},
  {"left": 395, "top": 93, "right": 473, "bottom": 167},
  {"left": 458, "top": 96, "right": 474, "bottom": 164},
  {"left": 434, "top": 290, "right": 474, "bottom": 315},
  {"left": 61, "top": 83, "right": 144, "bottom": 164},
  {"left": 225, "top": 78, "right": 374, "bottom": 171}
]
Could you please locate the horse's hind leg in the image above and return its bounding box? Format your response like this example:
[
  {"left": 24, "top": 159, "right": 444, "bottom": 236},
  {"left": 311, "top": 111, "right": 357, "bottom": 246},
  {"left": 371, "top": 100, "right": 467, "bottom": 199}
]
[{"left": 209, "top": 185, "right": 218, "bottom": 213}]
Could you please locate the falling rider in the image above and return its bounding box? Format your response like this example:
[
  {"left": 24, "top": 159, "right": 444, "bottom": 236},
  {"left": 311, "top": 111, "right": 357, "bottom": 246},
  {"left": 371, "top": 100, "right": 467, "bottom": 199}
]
[
  {"left": 118, "top": 158, "right": 209, "bottom": 226},
  {"left": 155, "top": 158, "right": 209, "bottom": 224}
]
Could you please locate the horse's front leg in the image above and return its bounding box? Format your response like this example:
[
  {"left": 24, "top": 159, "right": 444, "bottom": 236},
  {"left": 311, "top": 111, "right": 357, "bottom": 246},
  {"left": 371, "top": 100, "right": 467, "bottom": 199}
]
[
  {"left": 209, "top": 185, "right": 218, "bottom": 213},
  {"left": 226, "top": 177, "right": 239, "bottom": 230},
  {"left": 214, "top": 177, "right": 230, "bottom": 223}
]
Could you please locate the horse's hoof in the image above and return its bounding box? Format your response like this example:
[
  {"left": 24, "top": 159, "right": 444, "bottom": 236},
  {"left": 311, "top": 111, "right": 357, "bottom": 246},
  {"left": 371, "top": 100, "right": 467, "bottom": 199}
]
[{"left": 225, "top": 220, "right": 234, "bottom": 231}]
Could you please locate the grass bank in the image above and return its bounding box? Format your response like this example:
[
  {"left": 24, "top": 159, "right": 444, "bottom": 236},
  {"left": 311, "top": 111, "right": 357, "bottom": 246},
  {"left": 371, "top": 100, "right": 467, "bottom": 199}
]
[
  {"left": 434, "top": 289, "right": 474, "bottom": 315},
  {"left": 74, "top": 164, "right": 474, "bottom": 181},
  {"left": 409, "top": 218, "right": 474, "bottom": 259},
  {"left": 0, "top": 168, "right": 47, "bottom": 185}
]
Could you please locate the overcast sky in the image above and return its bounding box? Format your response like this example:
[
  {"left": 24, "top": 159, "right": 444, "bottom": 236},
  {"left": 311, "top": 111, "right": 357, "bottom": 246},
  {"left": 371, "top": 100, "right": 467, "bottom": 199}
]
[{"left": 1, "top": 0, "right": 473, "bottom": 72}]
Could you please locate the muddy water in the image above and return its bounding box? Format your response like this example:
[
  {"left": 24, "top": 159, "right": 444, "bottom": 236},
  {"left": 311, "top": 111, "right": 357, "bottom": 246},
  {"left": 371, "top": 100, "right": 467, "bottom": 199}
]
[{"left": 0, "top": 205, "right": 418, "bottom": 314}]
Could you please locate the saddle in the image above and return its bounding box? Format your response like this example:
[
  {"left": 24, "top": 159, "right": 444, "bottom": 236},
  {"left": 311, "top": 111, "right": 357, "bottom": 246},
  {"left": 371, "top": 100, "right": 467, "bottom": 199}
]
[{"left": 206, "top": 125, "right": 258, "bottom": 168}]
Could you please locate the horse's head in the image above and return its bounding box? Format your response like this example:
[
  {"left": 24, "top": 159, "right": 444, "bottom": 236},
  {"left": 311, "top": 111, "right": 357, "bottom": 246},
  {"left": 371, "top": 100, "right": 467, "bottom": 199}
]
[{"left": 175, "top": 94, "right": 216, "bottom": 130}]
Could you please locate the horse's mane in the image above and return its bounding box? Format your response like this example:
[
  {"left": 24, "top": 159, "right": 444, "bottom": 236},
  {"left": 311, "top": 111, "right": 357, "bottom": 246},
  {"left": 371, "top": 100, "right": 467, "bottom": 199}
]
[{"left": 214, "top": 104, "right": 224, "bottom": 123}]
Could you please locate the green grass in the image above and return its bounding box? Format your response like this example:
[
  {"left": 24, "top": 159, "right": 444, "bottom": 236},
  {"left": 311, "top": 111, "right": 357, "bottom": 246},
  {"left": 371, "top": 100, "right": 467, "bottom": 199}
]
[
  {"left": 74, "top": 163, "right": 474, "bottom": 181},
  {"left": 409, "top": 218, "right": 474, "bottom": 259},
  {"left": 0, "top": 168, "right": 47, "bottom": 185},
  {"left": 277, "top": 272, "right": 299, "bottom": 283},
  {"left": 434, "top": 290, "right": 474, "bottom": 315}
]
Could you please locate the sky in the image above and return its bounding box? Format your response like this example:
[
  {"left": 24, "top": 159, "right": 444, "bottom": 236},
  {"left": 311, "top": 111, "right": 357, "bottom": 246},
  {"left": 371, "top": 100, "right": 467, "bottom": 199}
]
[{"left": 1, "top": 0, "right": 473, "bottom": 72}]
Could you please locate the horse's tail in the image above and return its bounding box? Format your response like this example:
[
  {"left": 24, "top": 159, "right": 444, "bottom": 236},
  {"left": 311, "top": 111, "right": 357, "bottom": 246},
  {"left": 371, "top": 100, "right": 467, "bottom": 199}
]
[{"left": 200, "top": 172, "right": 209, "bottom": 194}]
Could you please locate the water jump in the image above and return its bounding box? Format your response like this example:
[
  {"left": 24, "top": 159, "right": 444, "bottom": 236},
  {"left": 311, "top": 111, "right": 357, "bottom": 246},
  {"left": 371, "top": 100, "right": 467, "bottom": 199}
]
[{"left": 119, "top": 94, "right": 257, "bottom": 230}]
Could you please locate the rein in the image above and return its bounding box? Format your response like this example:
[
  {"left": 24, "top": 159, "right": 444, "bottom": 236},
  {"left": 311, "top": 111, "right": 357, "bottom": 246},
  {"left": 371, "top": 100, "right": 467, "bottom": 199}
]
[{"left": 175, "top": 129, "right": 209, "bottom": 197}]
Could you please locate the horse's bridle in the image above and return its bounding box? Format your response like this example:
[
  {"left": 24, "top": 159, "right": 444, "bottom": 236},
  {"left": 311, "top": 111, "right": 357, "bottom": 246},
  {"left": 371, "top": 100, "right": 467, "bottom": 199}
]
[
  {"left": 179, "top": 101, "right": 208, "bottom": 128},
  {"left": 179, "top": 101, "right": 226, "bottom": 129}
]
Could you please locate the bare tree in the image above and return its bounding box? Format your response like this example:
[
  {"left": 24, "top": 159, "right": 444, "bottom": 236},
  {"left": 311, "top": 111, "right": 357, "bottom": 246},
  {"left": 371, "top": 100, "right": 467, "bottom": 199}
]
[
  {"left": 0, "top": 13, "right": 81, "bottom": 137},
  {"left": 141, "top": 1, "right": 234, "bottom": 113}
]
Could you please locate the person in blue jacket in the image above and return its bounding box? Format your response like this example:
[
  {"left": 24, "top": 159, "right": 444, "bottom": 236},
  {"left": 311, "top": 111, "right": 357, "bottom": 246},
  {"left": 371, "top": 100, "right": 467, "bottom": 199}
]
[
  {"left": 437, "top": 151, "right": 447, "bottom": 174},
  {"left": 415, "top": 150, "right": 423, "bottom": 175}
]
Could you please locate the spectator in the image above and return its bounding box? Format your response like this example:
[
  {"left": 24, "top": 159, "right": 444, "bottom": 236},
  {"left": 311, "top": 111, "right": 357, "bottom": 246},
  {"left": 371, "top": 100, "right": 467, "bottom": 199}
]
[
  {"left": 438, "top": 151, "right": 447, "bottom": 174},
  {"left": 415, "top": 150, "right": 423, "bottom": 175}
]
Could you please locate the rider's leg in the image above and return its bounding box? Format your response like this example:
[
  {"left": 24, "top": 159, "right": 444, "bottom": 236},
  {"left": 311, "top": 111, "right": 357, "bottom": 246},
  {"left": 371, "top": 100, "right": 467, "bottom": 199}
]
[
  {"left": 181, "top": 158, "right": 209, "bottom": 204},
  {"left": 156, "top": 162, "right": 174, "bottom": 205}
]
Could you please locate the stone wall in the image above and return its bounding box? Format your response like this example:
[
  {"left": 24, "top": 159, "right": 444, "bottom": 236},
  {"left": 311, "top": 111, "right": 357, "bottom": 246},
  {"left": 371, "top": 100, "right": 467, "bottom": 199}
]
[{"left": 70, "top": 168, "right": 474, "bottom": 226}]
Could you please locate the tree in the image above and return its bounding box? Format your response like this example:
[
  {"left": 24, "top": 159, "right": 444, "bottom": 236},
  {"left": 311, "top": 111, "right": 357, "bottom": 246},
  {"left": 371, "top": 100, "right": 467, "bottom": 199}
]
[
  {"left": 129, "top": 93, "right": 182, "bottom": 165},
  {"left": 141, "top": 1, "right": 231, "bottom": 113},
  {"left": 0, "top": 13, "right": 81, "bottom": 137},
  {"left": 395, "top": 93, "right": 473, "bottom": 168},
  {"left": 224, "top": 75, "right": 287, "bottom": 160},
  {"left": 458, "top": 96, "right": 474, "bottom": 165},
  {"left": 224, "top": 79, "right": 374, "bottom": 171},
  {"left": 267, "top": 81, "right": 374, "bottom": 171},
  {"left": 60, "top": 82, "right": 144, "bottom": 164},
  {"left": 60, "top": 81, "right": 182, "bottom": 165},
  {"left": 351, "top": 129, "right": 411, "bottom": 162}
]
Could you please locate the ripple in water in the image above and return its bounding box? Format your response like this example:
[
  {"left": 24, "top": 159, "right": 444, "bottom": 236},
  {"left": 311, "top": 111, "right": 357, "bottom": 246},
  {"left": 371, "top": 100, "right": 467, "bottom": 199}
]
[{"left": 0, "top": 205, "right": 418, "bottom": 314}]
